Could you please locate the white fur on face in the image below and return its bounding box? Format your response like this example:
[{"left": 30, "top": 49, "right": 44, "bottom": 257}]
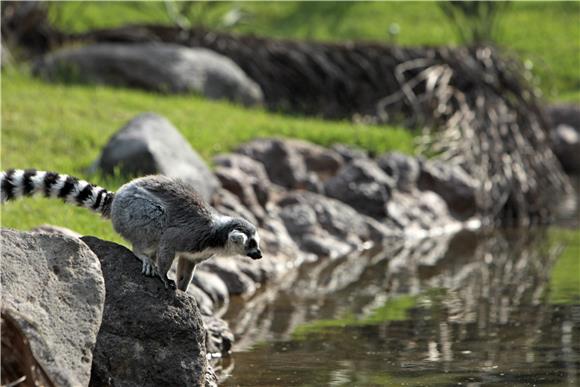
[{"left": 227, "top": 230, "right": 248, "bottom": 255}]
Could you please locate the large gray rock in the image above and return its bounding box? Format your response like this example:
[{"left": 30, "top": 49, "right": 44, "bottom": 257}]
[
  {"left": 96, "top": 112, "right": 220, "bottom": 201},
  {"left": 34, "top": 43, "right": 263, "bottom": 106},
  {"left": 324, "top": 158, "right": 394, "bottom": 219},
  {"left": 80, "top": 236, "right": 212, "bottom": 387},
  {"left": 1, "top": 229, "right": 105, "bottom": 387}
]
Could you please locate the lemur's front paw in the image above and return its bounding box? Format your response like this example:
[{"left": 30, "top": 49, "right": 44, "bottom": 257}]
[
  {"left": 160, "top": 276, "right": 176, "bottom": 290},
  {"left": 141, "top": 260, "right": 159, "bottom": 277}
]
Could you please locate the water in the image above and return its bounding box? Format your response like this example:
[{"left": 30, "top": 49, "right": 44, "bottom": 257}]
[{"left": 220, "top": 181, "right": 580, "bottom": 386}]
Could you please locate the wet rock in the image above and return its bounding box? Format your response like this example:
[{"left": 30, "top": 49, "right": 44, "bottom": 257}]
[
  {"left": 386, "top": 189, "right": 459, "bottom": 236},
  {"left": 203, "top": 316, "right": 234, "bottom": 356},
  {"left": 236, "top": 138, "right": 309, "bottom": 189},
  {"left": 81, "top": 236, "right": 211, "bottom": 387},
  {"left": 34, "top": 43, "right": 263, "bottom": 105},
  {"left": 551, "top": 124, "right": 580, "bottom": 174},
  {"left": 1, "top": 229, "right": 105, "bottom": 387},
  {"left": 191, "top": 270, "right": 230, "bottom": 307},
  {"left": 377, "top": 152, "right": 420, "bottom": 192},
  {"left": 186, "top": 284, "right": 215, "bottom": 317},
  {"left": 96, "top": 112, "right": 219, "bottom": 201},
  {"left": 30, "top": 224, "right": 82, "bottom": 238},
  {"left": 417, "top": 161, "right": 478, "bottom": 220},
  {"left": 200, "top": 258, "right": 257, "bottom": 296},
  {"left": 324, "top": 158, "right": 393, "bottom": 219}
]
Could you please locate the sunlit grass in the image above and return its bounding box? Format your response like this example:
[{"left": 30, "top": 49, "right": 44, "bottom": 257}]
[
  {"left": 548, "top": 228, "right": 580, "bottom": 304},
  {"left": 1, "top": 70, "right": 413, "bottom": 237}
]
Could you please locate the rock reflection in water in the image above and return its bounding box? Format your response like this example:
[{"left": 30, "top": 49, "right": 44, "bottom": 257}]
[{"left": 222, "top": 228, "right": 579, "bottom": 386}]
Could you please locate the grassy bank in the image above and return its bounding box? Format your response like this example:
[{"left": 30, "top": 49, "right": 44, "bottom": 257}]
[
  {"left": 48, "top": 1, "right": 580, "bottom": 102},
  {"left": 1, "top": 70, "right": 413, "bottom": 240}
]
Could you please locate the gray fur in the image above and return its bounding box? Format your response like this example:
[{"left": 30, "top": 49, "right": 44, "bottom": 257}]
[{"left": 111, "top": 175, "right": 262, "bottom": 290}]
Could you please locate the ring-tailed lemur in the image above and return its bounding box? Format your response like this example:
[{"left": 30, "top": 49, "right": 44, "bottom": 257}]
[{"left": 1, "top": 169, "right": 262, "bottom": 291}]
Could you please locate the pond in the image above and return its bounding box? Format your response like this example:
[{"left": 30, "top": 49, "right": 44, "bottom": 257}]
[{"left": 221, "top": 181, "right": 580, "bottom": 387}]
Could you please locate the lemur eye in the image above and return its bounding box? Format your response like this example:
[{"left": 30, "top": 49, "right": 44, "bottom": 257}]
[{"left": 248, "top": 239, "right": 257, "bottom": 249}]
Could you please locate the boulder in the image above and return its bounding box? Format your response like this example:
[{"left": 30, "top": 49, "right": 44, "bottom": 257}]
[
  {"left": 80, "top": 236, "right": 211, "bottom": 387},
  {"left": 551, "top": 124, "right": 580, "bottom": 174},
  {"left": 34, "top": 43, "right": 263, "bottom": 106},
  {"left": 324, "top": 158, "right": 393, "bottom": 219},
  {"left": 1, "top": 229, "right": 105, "bottom": 387},
  {"left": 417, "top": 160, "right": 478, "bottom": 220},
  {"left": 96, "top": 112, "right": 220, "bottom": 201}
]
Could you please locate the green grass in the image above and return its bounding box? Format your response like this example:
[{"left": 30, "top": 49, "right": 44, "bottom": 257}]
[
  {"left": 292, "top": 295, "right": 417, "bottom": 339},
  {"left": 47, "top": 1, "right": 580, "bottom": 101},
  {"left": 0, "top": 70, "right": 413, "bottom": 240},
  {"left": 548, "top": 228, "right": 580, "bottom": 304}
]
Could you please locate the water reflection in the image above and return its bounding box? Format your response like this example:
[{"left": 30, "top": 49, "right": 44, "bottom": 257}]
[{"left": 222, "top": 228, "right": 579, "bottom": 386}]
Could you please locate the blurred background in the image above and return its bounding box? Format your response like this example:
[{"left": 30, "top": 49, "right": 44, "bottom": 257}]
[{"left": 1, "top": 2, "right": 579, "bottom": 387}]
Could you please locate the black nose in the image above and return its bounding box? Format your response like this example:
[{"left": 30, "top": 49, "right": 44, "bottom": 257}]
[{"left": 247, "top": 250, "right": 262, "bottom": 259}]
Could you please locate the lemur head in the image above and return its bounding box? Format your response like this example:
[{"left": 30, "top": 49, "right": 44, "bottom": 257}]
[{"left": 223, "top": 217, "right": 262, "bottom": 259}]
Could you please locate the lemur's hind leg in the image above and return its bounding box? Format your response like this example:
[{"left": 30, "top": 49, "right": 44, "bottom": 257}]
[{"left": 176, "top": 256, "right": 196, "bottom": 292}]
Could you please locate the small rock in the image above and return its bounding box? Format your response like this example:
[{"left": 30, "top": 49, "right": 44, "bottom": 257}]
[
  {"left": 324, "top": 158, "right": 393, "bottom": 219},
  {"left": 97, "top": 112, "right": 220, "bottom": 201},
  {"left": 377, "top": 152, "right": 420, "bottom": 192},
  {"left": 417, "top": 160, "right": 478, "bottom": 220},
  {"left": 331, "top": 144, "right": 369, "bottom": 163}
]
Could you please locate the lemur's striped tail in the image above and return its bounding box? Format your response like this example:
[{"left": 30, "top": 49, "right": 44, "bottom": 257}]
[{"left": 1, "top": 169, "right": 115, "bottom": 217}]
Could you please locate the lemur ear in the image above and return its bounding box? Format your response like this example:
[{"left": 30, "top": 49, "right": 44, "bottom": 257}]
[{"left": 229, "top": 230, "right": 247, "bottom": 245}]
